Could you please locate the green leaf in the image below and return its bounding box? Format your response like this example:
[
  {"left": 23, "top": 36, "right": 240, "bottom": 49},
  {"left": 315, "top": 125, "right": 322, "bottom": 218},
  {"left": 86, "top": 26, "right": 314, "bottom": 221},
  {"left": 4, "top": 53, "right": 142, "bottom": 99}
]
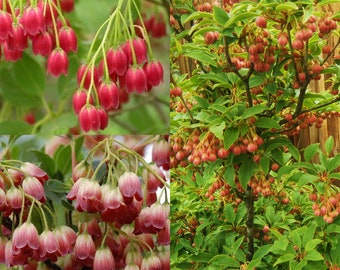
[
  {"left": 210, "top": 122, "right": 225, "bottom": 140},
  {"left": 195, "top": 231, "right": 203, "bottom": 248},
  {"left": 183, "top": 46, "right": 217, "bottom": 67},
  {"left": 30, "top": 150, "right": 56, "bottom": 177},
  {"left": 264, "top": 82, "right": 278, "bottom": 94},
  {"left": 0, "top": 69, "right": 42, "bottom": 108},
  {"left": 241, "top": 105, "right": 268, "bottom": 119},
  {"left": 249, "top": 76, "right": 265, "bottom": 88},
  {"left": 193, "top": 96, "right": 210, "bottom": 109},
  {"left": 324, "top": 136, "right": 334, "bottom": 156},
  {"left": 254, "top": 117, "right": 281, "bottom": 129},
  {"left": 224, "top": 12, "right": 258, "bottom": 28},
  {"left": 265, "top": 206, "right": 275, "bottom": 224},
  {"left": 297, "top": 174, "right": 318, "bottom": 189},
  {"left": 253, "top": 245, "right": 271, "bottom": 260},
  {"left": 54, "top": 145, "right": 72, "bottom": 175},
  {"left": 45, "top": 179, "right": 69, "bottom": 193},
  {"left": 272, "top": 236, "right": 289, "bottom": 251},
  {"left": 328, "top": 154, "right": 340, "bottom": 172},
  {"left": 225, "top": 166, "right": 236, "bottom": 188},
  {"left": 38, "top": 113, "right": 77, "bottom": 135},
  {"left": 183, "top": 11, "right": 213, "bottom": 24},
  {"left": 303, "top": 224, "right": 316, "bottom": 245},
  {"left": 305, "top": 239, "right": 323, "bottom": 252},
  {"left": 304, "top": 250, "right": 324, "bottom": 261},
  {"left": 13, "top": 52, "right": 46, "bottom": 95},
  {"left": 61, "top": 199, "right": 74, "bottom": 210},
  {"left": 239, "top": 157, "right": 256, "bottom": 189},
  {"left": 224, "top": 127, "right": 239, "bottom": 150},
  {"left": 189, "top": 252, "right": 214, "bottom": 263},
  {"left": 273, "top": 254, "right": 296, "bottom": 266},
  {"left": 225, "top": 204, "right": 235, "bottom": 224},
  {"left": 247, "top": 258, "right": 262, "bottom": 270},
  {"left": 0, "top": 121, "right": 33, "bottom": 135},
  {"left": 232, "top": 236, "right": 245, "bottom": 254},
  {"left": 209, "top": 254, "right": 240, "bottom": 267},
  {"left": 259, "top": 156, "right": 270, "bottom": 174},
  {"left": 213, "top": 6, "right": 229, "bottom": 25},
  {"left": 317, "top": 0, "right": 340, "bottom": 7},
  {"left": 289, "top": 229, "right": 301, "bottom": 249},
  {"left": 304, "top": 143, "right": 319, "bottom": 162},
  {"left": 276, "top": 2, "right": 299, "bottom": 12}
]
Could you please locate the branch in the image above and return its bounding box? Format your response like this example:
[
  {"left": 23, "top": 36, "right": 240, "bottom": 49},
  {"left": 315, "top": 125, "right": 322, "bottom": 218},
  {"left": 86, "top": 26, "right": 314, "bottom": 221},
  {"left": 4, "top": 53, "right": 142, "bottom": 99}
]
[
  {"left": 223, "top": 36, "right": 253, "bottom": 107},
  {"left": 321, "top": 39, "right": 340, "bottom": 65},
  {"left": 300, "top": 96, "right": 340, "bottom": 114}
]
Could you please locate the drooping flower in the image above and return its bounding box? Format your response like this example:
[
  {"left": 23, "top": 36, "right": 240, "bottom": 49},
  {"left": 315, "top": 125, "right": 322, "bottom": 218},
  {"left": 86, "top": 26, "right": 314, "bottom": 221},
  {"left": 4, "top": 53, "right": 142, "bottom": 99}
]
[
  {"left": 93, "top": 246, "right": 115, "bottom": 270},
  {"left": 118, "top": 172, "right": 143, "bottom": 203}
]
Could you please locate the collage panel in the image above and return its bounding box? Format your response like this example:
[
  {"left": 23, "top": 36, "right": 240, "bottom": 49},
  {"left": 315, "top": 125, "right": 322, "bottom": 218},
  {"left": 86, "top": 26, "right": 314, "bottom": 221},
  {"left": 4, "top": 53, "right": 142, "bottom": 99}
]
[
  {"left": 0, "top": 134, "right": 170, "bottom": 269},
  {"left": 0, "top": 0, "right": 169, "bottom": 135},
  {"left": 170, "top": 1, "right": 340, "bottom": 270},
  {"left": 0, "top": 0, "right": 170, "bottom": 269}
]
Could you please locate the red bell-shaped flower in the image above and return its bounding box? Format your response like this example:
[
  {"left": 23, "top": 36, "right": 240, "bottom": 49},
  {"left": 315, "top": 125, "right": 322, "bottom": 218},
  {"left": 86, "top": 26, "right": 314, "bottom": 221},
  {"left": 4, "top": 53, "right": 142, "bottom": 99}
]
[
  {"left": 78, "top": 105, "right": 101, "bottom": 132},
  {"left": 97, "top": 107, "right": 109, "bottom": 130},
  {"left": 7, "top": 23, "right": 28, "bottom": 51},
  {"left": 20, "top": 6, "right": 45, "bottom": 36},
  {"left": 0, "top": 11, "right": 12, "bottom": 40},
  {"left": 72, "top": 89, "right": 91, "bottom": 115},
  {"left": 59, "top": 26, "right": 77, "bottom": 53},
  {"left": 98, "top": 81, "right": 120, "bottom": 110},
  {"left": 144, "top": 60, "right": 164, "bottom": 88},
  {"left": 32, "top": 31, "right": 53, "bottom": 56},
  {"left": 106, "top": 47, "right": 128, "bottom": 76},
  {"left": 123, "top": 38, "right": 147, "bottom": 64},
  {"left": 47, "top": 48, "right": 68, "bottom": 77},
  {"left": 125, "top": 66, "right": 147, "bottom": 93},
  {"left": 77, "top": 64, "right": 99, "bottom": 89}
]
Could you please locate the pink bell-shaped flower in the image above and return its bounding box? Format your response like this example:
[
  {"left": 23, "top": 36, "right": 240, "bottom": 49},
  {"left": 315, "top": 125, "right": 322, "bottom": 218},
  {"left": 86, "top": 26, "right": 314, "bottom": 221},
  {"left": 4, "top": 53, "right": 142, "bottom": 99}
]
[
  {"left": 12, "top": 222, "right": 40, "bottom": 256},
  {"left": 74, "top": 232, "right": 96, "bottom": 267},
  {"left": 21, "top": 162, "right": 49, "bottom": 184},
  {"left": 22, "top": 176, "right": 46, "bottom": 203},
  {"left": 93, "top": 246, "right": 115, "bottom": 270},
  {"left": 118, "top": 172, "right": 143, "bottom": 203},
  {"left": 75, "top": 178, "right": 103, "bottom": 213},
  {"left": 38, "top": 230, "right": 60, "bottom": 261},
  {"left": 141, "top": 253, "right": 162, "bottom": 270}
]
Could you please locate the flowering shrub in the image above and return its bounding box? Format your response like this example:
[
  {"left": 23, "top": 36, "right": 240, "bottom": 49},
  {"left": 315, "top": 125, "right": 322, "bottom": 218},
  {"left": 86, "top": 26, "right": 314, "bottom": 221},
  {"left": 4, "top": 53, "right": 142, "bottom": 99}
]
[
  {"left": 0, "top": 135, "right": 170, "bottom": 269},
  {"left": 0, "top": 0, "right": 169, "bottom": 134},
  {"left": 170, "top": 0, "right": 340, "bottom": 269}
]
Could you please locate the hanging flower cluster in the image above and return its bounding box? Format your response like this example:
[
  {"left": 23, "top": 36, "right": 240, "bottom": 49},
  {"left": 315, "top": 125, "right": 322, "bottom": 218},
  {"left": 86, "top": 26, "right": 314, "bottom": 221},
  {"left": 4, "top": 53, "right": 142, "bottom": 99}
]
[
  {"left": 0, "top": 0, "right": 76, "bottom": 76},
  {"left": 0, "top": 135, "right": 170, "bottom": 269},
  {"left": 72, "top": 0, "right": 165, "bottom": 132}
]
